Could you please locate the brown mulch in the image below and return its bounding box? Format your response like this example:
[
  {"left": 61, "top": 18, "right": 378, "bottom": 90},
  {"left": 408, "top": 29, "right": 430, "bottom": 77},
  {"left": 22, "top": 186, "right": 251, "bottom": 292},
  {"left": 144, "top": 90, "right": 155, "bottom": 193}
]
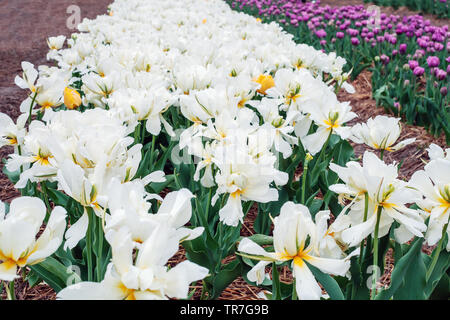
[
  {"left": 340, "top": 68, "right": 448, "bottom": 181},
  {"left": 0, "top": 0, "right": 448, "bottom": 300}
]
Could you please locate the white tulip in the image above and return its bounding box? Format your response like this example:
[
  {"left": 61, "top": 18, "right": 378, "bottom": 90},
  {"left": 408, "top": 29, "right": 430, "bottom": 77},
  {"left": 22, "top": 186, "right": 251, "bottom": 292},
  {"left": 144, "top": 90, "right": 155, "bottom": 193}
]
[
  {"left": 409, "top": 159, "right": 450, "bottom": 250},
  {"left": 57, "top": 226, "right": 208, "bottom": 300},
  {"left": 0, "top": 197, "right": 66, "bottom": 281},
  {"left": 238, "top": 202, "right": 351, "bottom": 300},
  {"left": 350, "top": 116, "right": 415, "bottom": 152}
]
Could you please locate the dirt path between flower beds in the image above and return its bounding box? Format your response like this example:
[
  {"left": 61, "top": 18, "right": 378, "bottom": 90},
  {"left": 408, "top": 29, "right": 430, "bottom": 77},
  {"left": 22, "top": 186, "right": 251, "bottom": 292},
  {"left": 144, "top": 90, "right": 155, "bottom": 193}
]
[
  {"left": 0, "top": 0, "right": 113, "bottom": 204},
  {"left": 0, "top": 0, "right": 448, "bottom": 300}
]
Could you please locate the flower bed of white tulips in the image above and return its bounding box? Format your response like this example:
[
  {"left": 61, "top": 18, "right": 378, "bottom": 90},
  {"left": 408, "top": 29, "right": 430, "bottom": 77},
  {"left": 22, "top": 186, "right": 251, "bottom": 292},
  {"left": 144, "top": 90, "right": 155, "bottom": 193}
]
[{"left": 0, "top": 0, "right": 448, "bottom": 300}]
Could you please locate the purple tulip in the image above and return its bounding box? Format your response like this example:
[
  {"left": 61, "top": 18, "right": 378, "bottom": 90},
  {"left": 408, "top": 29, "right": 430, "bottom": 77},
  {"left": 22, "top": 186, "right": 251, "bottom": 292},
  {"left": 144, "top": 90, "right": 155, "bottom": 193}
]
[
  {"left": 413, "top": 66, "right": 425, "bottom": 76},
  {"left": 380, "top": 54, "right": 390, "bottom": 65},
  {"left": 347, "top": 28, "right": 359, "bottom": 36},
  {"left": 441, "top": 87, "right": 448, "bottom": 96},
  {"left": 427, "top": 56, "right": 440, "bottom": 67},
  {"left": 436, "top": 69, "right": 447, "bottom": 81},
  {"left": 336, "top": 31, "right": 345, "bottom": 39},
  {"left": 408, "top": 60, "right": 419, "bottom": 70},
  {"left": 434, "top": 43, "right": 444, "bottom": 51},
  {"left": 399, "top": 43, "right": 407, "bottom": 54},
  {"left": 351, "top": 37, "right": 360, "bottom": 46},
  {"left": 315, "top": 29, "right": 327, "bottom": 38}
]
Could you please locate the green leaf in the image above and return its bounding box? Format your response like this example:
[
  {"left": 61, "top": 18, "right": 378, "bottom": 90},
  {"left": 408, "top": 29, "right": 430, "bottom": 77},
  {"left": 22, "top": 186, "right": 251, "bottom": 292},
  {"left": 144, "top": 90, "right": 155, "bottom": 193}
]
[
  {"left": 147, "top": 174, "right": 176, "bottom": 194},
  {"left": 237, "top": 234, "right": 273, "bottom": 246},
  {"left": 271, "top": 262, "right": 282, "bottom": 300},
  {"left": 348, "top": 255, "right": 370, "bottom": 300},
  {"left": 26, "top": 269, "right": 43, "bottom": 288},
  {"left": 46, "top": 188, "right": 70, "bottom": 207},
  {"left": 29, "top": 257, "right": 81, "bottom": 293},
  {"left": 423, "top": 248, "right": 450, "bottom": 298},
  {"left": 428, "top": 274, "right": 449, "bottom": 300},
  {"left": 211, "top": 259, "right": 242, "bottom": 299},
  {"left": 2, "top": 162, "right": 20, "bottom": 184},
  {"left": 307, "top": 262, "right": 345, "bottom": 300},
  {"left": 375, "top": 238, "right": 425, "bottom": 300},
  {"left": 307, "top": 198, "right": 324, "bottom": 217},
  {"left": 182, "top": 235, "right": 218, "bottom": 271}
]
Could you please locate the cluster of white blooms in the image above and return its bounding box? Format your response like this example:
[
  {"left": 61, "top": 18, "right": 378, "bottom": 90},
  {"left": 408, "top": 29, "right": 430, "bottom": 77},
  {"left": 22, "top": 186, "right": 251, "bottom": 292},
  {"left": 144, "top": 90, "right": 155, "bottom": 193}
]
[
  {"left": 58, "top": 184, "right": 209, "bottom": 300},
  {"left": 33, "top": 0, "right": 356, "bottom": 230},
  {"left": 2, "top": 0, "right": 446, "bottom": 301},
  {"left": 238, "top": 202, "right": 356, "bottom": 300},
  {"left": 329, "top": 151, "right": 427, "bottom": 247},
  {"left": 409, "top": 144, "right": 450, "bottom": 251},
  {"left": 0, "top": 197, "right": 67, "bottom": 281},
  {"left": 21, "top": 0, "right": 354, "bottom": 229}
]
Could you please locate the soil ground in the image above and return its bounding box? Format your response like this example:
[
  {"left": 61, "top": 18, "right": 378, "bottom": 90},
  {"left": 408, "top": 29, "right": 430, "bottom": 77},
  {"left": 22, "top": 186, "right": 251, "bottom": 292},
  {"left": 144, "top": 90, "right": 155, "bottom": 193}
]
[{"left": 0, "top": 0, "right": 448, "bottom": 300}]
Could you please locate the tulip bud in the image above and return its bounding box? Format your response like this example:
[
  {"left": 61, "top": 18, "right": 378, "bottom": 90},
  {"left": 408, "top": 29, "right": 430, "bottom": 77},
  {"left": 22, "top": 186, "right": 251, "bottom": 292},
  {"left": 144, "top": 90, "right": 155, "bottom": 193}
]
[
  {"left": 253, "top": 74, "right": 275, "bottom": 95},
  {"left": 436, "top": 69, "right": 447, "bottom": 81},
  {"left": 413, "top": 66, "right": 425, "bottom": 76},
  {"left": 64, "top": 87, "right": 82, "bottom": 110},
  {"left": 399, "top": 43, "right": 407, "bottom": 54},
  {"left": 426, "top": 56, "right": 440, "bottom": 68}
]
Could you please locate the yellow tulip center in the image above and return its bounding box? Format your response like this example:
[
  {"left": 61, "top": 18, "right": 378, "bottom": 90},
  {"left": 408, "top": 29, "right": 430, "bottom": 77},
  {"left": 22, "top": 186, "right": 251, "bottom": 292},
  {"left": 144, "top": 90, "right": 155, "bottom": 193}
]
[
  {"left": 278, "top": 247, "right": 312, "bottom": 268},
  {"left": 33, "top": 154, "right": 52, "bottom": 166},
  {"left": 253, "top": 74, "right": 275, "bottom": 95},
  {"left": 231, "top": 189, "right": 244, "bottom": 199},
  {"left": 6, "top": 136, "right": 17, "bottom": 145},
  {"left": 238, "top": 98, "right": 247, "bottom": 108}
]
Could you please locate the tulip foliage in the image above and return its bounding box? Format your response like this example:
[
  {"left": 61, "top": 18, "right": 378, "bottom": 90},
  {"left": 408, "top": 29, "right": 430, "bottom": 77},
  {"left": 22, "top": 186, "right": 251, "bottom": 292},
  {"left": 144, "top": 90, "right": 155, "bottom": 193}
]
[
  {"left": 364, "top": 0, "right": 450, "bottom": 19},
  {"left": 0, "top": 0, "right": 448, "bottom": 300}
]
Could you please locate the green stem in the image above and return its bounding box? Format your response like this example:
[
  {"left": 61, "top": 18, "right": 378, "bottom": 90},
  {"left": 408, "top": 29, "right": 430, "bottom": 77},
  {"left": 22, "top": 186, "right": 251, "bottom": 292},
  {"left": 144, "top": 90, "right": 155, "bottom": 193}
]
[
  {"left": 85, "top": 207, "right": 94, "bottom": 282},
  {"left": 204, "top": 188, "right": 212, "bottom": 222},
  {"left": 133, "top": 123, "right": 140, "bottom": 143},
  {"left": 96, "top": 214, "right": 104, "bottom": 282},
  {"left": 5, "top": 281, "right": 15, "bottom": 300},
  {"left": 149, "top": 134, "right": 156, "bottom": 172},
  {"left": 17, "top": 145, "right": 23, "bottom": 174},
  {"left": 379, "top": 149, "right": 385, "bottom": 160},
  {"left": 272, "top": 262, "right": 281, "bottom": 300},
  {"left": 301, "top": 155, "right": 311, "bottom": 204},
  {"left": 141, "top": 125, "right": 146, "bottom": 148},
  {"left": 371, "top": 206, "right": 383, "bottom": 300},
  {"left": 359, "top": 192, "right": 369, "bottom": 264},
  {"left": 200, "top": 280, "right": 208, "bottom": 300},
  {"left": 27, "top": 92, "right": 38, "bottom": 125},
  {"left": 291, "top": 278, "right": 298, "bottom": 300},
  {"left": 315, "top": 131, "right": 332, "bottom": 166},
  {"left": 426, "top": 222, "right": 449, "bottom": 281},
  {"left": 40, "top": 181, "right": 52, "bottom": 218}
]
